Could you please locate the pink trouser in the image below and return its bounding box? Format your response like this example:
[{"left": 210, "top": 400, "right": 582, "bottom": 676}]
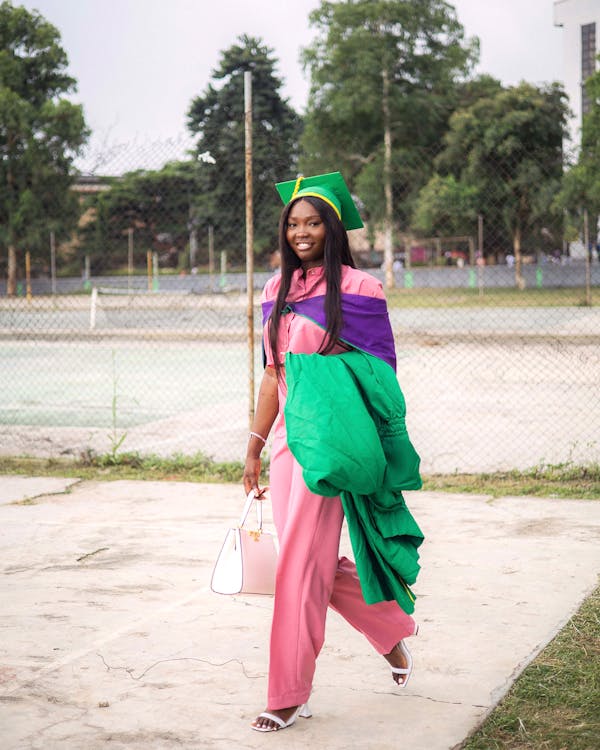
[{"left": 267, "top": 425, "right": 416, "bottom": 710}]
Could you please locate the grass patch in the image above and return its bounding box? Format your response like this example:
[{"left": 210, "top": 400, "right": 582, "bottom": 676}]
[
  {"left": 0, "top": 452, "right": 245, "bottom": 484},
  {"left": 386, "top": 286, "right": 595, "bottom": 308},
  {"left": 462, "top": 583, "right": 600, "bottom": 750},
  {"left": 0, "top": 456, "right": 598, "bottom": 499},
  {"left": 423, "top": 462, "right": 600, "bottom": 500}
]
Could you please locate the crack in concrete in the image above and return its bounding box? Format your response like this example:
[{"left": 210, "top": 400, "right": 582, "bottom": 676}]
[
  {"left": 9, "top": 478, "right": 84, "bottom": 506},
  {"left": 96, "top": 651, "right": 264, "bottom": 681},
  {"left": 370, "top": 687, "right": 488, "bottom": 709},
  {"left": 76, "top": 547, "right": 109, "bottom": 562}
]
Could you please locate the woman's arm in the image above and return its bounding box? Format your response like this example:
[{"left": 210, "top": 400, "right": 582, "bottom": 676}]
[{"left": 243, "top": 365, "right": 279, "bottom": 496}]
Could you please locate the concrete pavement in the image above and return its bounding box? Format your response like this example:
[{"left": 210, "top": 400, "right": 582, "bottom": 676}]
[{"left": 0, "top": 476, "right": 599, "bottom": 750}]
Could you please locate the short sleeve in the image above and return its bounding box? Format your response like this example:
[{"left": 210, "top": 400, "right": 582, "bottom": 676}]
[
  {"left": 261, "top": 274, "right": 280, "bottom": 304},
  {"left": 356, "top": 273, "right": 385, "bottom": 299},
  {"left": 263, "top": 322, "right": 274, "bottom": 367},
  {"left": 261, "top": 275, "right": 280, "bottom": 367}
]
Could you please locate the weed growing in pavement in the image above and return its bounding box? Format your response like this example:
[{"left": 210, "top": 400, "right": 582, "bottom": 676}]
[{"left": 107, "top": 350, "right": 128, "bottom": 464}]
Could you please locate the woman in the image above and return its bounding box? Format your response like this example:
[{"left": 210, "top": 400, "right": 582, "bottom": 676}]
[{"left": 243, "top": 172, "right": 421, "bottom": 733}]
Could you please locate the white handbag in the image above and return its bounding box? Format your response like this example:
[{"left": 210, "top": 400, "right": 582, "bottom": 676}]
[{"left": 210, "top": 490, "right": 278, "bottom": 596}]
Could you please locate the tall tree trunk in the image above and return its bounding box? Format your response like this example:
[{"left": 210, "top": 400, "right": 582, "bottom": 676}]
[
  {"left": 513, "top": 226, "right": 525, "bottom": 290},
  {"left": 7, "top": 245, "right": 17, "bottom": 297},
  {"left": 382, "top": 66, "right": 394, "bottom": 289}
]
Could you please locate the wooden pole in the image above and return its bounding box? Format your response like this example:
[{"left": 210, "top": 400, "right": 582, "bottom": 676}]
[
  {"left": 584, "top": 209, "right": 592, "bottom": 306},
  {"left": 147, "top": 251, "right": 152, "bottom": 291},
  {"left": 245, "top": 70, "right": 255, "bottom": 428},
  {"left": 50, "top": 231, "right": 57, "bottom": 295},
  {"left": 127, "top": 227, "right": 134, "bottom": 293},
  {"left": 25, "top": 251, "right": 32, "bottom": 302},
  {"left": 208, "top": 224, "right": 215, "bottom": 290},
  {"left": 477, "top": 213, "right": 484, "bottom": 297}
]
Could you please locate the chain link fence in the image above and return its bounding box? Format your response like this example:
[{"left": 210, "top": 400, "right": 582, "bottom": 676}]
[{"left": 1, "top": 138, "right": 599, "bottom": 473}]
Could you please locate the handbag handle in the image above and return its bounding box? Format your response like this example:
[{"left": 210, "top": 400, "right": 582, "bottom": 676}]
[{"left": 238, "top": 489, "right": 265, "bottom": 530}]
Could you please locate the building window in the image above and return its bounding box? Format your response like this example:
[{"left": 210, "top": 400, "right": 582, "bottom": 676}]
[{"left": 581, "top": 22, "right": 596, "bottom": 117}]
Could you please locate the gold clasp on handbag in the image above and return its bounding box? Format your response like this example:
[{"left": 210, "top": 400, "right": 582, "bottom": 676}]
[{"left": 247, "top": 529, "right": 262, "bottom": 542}]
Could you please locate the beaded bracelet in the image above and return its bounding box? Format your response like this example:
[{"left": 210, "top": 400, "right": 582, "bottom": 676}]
[{"left": 249, "top": 431, "right": 267, "bottom": 445}]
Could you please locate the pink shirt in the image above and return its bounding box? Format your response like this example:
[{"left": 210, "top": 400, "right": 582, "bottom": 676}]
[{"left": 262, "top": 265, "right": 385, "bottom": 369}]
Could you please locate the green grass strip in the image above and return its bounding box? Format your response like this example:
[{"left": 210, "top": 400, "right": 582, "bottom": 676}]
[
  {"left": 463, "top": 583, "right": 600, "bottom": 750},
  {"left": 0, "top": 452, "right": 245, "bottom": 484},
  {"left": 0, "top": 455, "right": 598, "bottom": 499},
  {"left": 386, "top": 287, "right": 596, "bottom": 308},
  {"left": 423, "top": 462, "right": 600, "bottom": 500}
]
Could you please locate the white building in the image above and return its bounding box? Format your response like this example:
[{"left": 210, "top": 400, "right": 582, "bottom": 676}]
[{"left": 554, "top": 0, "right": 600, "bottom": 151}]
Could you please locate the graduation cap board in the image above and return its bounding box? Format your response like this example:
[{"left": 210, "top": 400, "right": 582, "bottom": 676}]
[{"left": 275, "top": 172, "right": 364, "bottom": 231}]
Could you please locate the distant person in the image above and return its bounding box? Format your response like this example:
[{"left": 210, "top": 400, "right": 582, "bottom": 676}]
[
  {"left": 506, "top": 253, "right": 515, "bottom": 268},
  {"left": 243, "top": 172, "right": 423, "bottom": 732}
]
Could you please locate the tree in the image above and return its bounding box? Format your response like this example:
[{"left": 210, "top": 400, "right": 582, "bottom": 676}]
[
  {"left": 187, "top": 35, "right": 302, "bottom": 260},
  {"left": 433, "top": 82, "right": 569, "bottom": 287},
  {"left": 411, "top": 78, "right": 503, "bottom": 240},
  {"left": 0, "top": 2, "right": 89, "bottom": 294},
  {"left": 558, "top": 55, "right": 600, "bottom": 254},
  {"left": 78, "top": 162, "right": 201, "bottom": 273},
  {"left": 300, "top": 0, "right": 478, "bottom": 284},
  {"left": 412, "top": 173, "right": 479, "bottom": 237}
]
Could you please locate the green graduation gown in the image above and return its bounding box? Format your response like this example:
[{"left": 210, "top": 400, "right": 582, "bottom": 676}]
[{"left": 284, "top": 349, "right": 425, "bottom": 614}]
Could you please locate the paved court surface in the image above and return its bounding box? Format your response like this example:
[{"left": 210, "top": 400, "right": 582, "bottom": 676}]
[
  {"left": 2, "top": 338, "right": 599, "bottom": 473},
  {"left": 1, "top": 476, "right": 599, "bottom": 750}
]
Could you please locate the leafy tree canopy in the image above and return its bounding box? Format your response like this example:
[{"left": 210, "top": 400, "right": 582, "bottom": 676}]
[
  {"left": 0, "top": 1, "right": 89, "bottom": 291},
  {"left": 300, "top": 0, "right": 479, "bottom": 224},
  {"left": 422, "top": 81, "right": 569, "bottom": 281},
  {"left": 78, "top": 161, "right": 201, "bottom": 273},
  {"left": 187, "top": 35, "right": 302, "bottom": 259},
  {"left": 558, "top": 54, "right": 600, "bottom": 239},
  {"left": 412, "top": 173, "right": 479, "bottom": 236}
]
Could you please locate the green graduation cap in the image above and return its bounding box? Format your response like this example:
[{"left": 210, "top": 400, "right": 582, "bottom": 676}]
[{"left": 275, "top": 171, "right": 364, "bottom": 231}]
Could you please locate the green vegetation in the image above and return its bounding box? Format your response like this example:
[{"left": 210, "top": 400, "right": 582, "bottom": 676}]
[
  {"left": 419, "top": 82, "right": 568, "bottom": 287},
  {"left": 0, "top": 1, "right": 89, "bottom": 294},
  {"left": 424, "top": 462, "right": 600, "bottom": 500},
  {"left": 0, "top": 452, "right": 244, "bottom": 484},
  {"left": 187, "top": 34, "right": 302, "bottom": 261},
  {"left": 1, "top": 455, "right": 597, "bottom": 499},
  {"left": 386, "top": 286, "right": 596, "bottom": 308},
  {"left": 559, "top": 58, "right": 600, "bottom": 254},
  {"left": 463, "top": 583, "right": 600, "bottom": 750},
  {"left": 78, "top": 162, "right": 201, "bottom": 275},
  {"left": 300, "top": 0, "right": 477, "bottom": 226}
]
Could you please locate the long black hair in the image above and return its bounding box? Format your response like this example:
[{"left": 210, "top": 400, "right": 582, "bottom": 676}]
[{"left": 268, "top": 195, "right": 356, "bottom": 372}]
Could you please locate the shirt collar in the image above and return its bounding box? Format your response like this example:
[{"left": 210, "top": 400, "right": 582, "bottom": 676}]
[{"left": 292, "top": 265, "right": 325, "bottom": 282}]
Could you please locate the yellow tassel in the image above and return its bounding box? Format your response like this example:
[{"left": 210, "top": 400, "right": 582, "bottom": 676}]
[{"left": 290, "top": 174, "right": 304, "bottom": 200}]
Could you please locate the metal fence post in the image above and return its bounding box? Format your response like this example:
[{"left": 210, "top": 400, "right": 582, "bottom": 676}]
[{"left": 245, "top": 70, "right": 255, "bottom": 429}]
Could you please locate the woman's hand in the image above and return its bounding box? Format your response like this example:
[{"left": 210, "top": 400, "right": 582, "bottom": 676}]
[
  {"left": 243, "top": 456, "right": 263, "bottom": 497},
  {"left": 243, "top": 366, "right": 279, "bottom": 497}
]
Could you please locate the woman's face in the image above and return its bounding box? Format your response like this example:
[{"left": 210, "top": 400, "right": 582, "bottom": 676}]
[{"left": 286, "top": 199, "right": 326, "bottom": 270}]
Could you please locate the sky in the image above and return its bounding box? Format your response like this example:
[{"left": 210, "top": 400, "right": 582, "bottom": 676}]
[{"left": 18, "top": 0, "right": 566, "bottom": 173}]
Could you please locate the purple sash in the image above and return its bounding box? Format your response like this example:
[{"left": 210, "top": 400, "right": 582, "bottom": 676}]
[{"left": 262, "top": 293, "right": 396, "bottom": 371}]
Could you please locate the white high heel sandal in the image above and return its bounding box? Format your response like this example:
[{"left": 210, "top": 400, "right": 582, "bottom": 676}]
[
  {"left": 390, "top": 640, "right": 413, "bottom": 688},
  {"left": 251, "top": 703, "right": 312, "bottom": 732}
]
